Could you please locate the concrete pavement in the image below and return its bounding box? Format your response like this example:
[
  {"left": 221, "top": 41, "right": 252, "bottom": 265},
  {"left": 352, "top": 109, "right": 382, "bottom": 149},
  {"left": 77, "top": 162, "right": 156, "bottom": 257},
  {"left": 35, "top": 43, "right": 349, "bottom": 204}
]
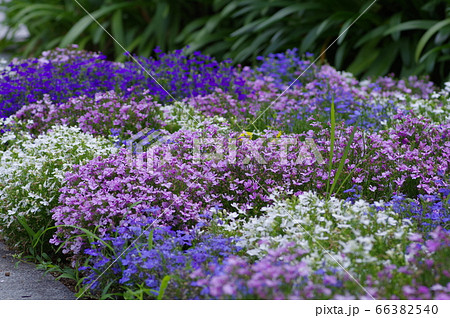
[{"left": 0, "top": 241, "right": 76, "bottom": 300}]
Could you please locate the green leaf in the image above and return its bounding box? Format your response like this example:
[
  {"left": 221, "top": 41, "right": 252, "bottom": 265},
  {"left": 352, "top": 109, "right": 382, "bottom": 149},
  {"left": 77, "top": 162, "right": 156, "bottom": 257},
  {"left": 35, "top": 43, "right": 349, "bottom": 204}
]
[
  {"left": 364, "top": 42, "right": 400, "bottom": 77},
  {"left": 12, "top": 9, "right": 61, "bottom": 26},
  {"left": 329, "top": 126, "right": 357, "bottom": 197},
  {"left": 11, "top": 3, "right": 62, "bottom": 24},
  {"left": 326, "top": 98, "right": 336, "bottom": 197},
  {"left": 220, "top": 2, "right": 238, "bottom": 17},
  {"left": 34, "top": 224, "right": 114, "bottom": 252},
  {"left": 16, "top": 215, "right": 36, "bottom": 240},
  {"left": 175, "top": 17, "right": 209, "bottom": 42},
  {"left": 147, "top": 229, "right": 155, "bottom": 250},
  {"left": 383, "top": 20, "right": 437, "bottom": 37},
  {"left": 354, "top": 25, "right": 386, "bottom": 48},
  {"left": 388, "top": 13, "right": 402, "bottom": 42},
  {"left": 111, "top": 9, "right": 125, "bottom": 56},
  {"left": 254, "top": 5, "right": 306, "bottom": 31},
  {"left": 415, "top": 18, "right": 450, "bottom": 62},
  {"left": 231, "top": 19, "right": 265, "bottom": 37},
  {"left": 300, "top": 24, "right": 321, "bottom": 53},
  {"left": 100, "top": 280, "right": 117, "bottom": 300},
  {"left": 347, "top": 40, "right": 380, "bottom": 75},
  {"left": 334, "top": 42, "right": 348, "bottom": 69},
  {"left": 399, "top": 38, "right": 412, "bottom": 66},
  {"left": 157, "top": 275, "right": 171, "bottom": 300},
  {"left": 60, "top": 2, "right": 131, "bottom": 47},
  {"left": 419, "top": 42, "right": 450, "bottom": 63},
  {"left": 129, "top": 200, "right": 143, "bottom": 210},
  {"left": 337, "top": 19, "right": 352, "bottom": 45}
]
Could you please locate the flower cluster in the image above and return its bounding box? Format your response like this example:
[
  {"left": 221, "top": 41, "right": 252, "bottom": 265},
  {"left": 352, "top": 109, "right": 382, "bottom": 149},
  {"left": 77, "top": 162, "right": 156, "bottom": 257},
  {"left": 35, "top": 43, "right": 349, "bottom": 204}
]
[
  {"left": 192, "top": 243, "right": 350, "bottom": 300},
  {"left": 187, "top": 59, "right": 396, "bottom": 132},
  {"left": 0, "top": 46, "right": 247, "bottom": 119},
  {"left": 388, "top": 189, "right": 449, "bottom": 233},
  {"left": 127, "top": 47, "right": 249, "bottom": 102},
  {"left": 218, "top": 191, "right": 414, "bottom": 271},
  {"left": 309, "top": 112, "right": 449, "bottom": 200},
  {"left": 50, "top": 112, "right": 449, "bottom": 256},
  {"left": 368, "top": 226, "right": 450, "bottom": 300},
  {"left": 79, "top": 218, "right": 240, "bottom": 299},
  {"left": 254, "top": 48, "right": 316, "bottom": 88},
  {"left": 0, "top": 125, "right": 117, "bottom": 248},
  {"left": 0, "top": 47, "right": 122, "bottom": 118},
  {"left": 370, "top": 83, "right": 450, "bottom": 124},
  {"left": 15, "top": 90, "right": 164, "bottom": 140},
  {"left": 1, "top": 46, "right": 449, "bottom": 300},
  {"left": 371, "top": 75, "right": 435, "bottom": 99},
  {"left": 193, "top": 227, "right": 450, "bottom": 299}
]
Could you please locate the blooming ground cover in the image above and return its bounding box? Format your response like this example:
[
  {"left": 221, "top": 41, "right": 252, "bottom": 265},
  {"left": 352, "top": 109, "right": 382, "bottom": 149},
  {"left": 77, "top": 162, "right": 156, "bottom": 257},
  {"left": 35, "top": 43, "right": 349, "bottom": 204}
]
[{"left": 0, "top": 45, "right": 449, "bottom": 300}]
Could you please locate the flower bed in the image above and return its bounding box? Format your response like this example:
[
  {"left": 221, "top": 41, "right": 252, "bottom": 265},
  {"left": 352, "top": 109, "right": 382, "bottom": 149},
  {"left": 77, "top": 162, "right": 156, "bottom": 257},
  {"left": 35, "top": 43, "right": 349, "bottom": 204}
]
[{"left": 0, "top": 47, "right": 448, "bottom": 299}]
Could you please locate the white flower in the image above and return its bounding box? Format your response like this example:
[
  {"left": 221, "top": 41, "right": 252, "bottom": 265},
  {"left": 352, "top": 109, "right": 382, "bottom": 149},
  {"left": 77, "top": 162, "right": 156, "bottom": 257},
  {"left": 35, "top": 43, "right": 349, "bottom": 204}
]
[
  {"left": 376, "top": 230, "right": 388, "bottom": 237},
  {"left": 431, "top": 92, "right": 440, "bottom": 99},
  {"left": 0, "top": 125, "right": 117, "bottom": 234},
  {"left": 218, "top": 191, "right": 414, "bottom": 272},
  {"left": 341, "top": 240, "right": 359, "bottom": 254}
]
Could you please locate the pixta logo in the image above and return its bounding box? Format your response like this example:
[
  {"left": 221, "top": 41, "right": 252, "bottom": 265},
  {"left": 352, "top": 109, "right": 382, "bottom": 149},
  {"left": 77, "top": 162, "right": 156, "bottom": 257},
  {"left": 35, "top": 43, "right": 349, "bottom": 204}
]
[{"left": 125, "top": 129, "right": 324, "bottom": 172}]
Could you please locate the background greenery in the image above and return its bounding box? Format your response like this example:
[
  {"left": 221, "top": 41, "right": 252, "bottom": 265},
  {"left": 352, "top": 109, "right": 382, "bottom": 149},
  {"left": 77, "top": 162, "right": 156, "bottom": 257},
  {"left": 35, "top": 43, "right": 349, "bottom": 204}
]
[{"left": 1, "top": 0, "right": 450, "bottom": 84}]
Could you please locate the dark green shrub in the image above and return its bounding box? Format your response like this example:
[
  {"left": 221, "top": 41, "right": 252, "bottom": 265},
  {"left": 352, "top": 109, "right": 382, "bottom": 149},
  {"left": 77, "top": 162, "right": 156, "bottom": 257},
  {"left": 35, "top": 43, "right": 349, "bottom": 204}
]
[{"left": 1, "top": 0, "right": 450, "bottom": 84}]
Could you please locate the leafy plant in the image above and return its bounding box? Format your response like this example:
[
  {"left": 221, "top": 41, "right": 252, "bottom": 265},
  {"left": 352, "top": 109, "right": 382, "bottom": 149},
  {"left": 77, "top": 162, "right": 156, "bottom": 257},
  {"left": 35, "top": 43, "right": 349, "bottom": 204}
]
[
  {"left": 180, "top": 0, "right": 450, "bottom": 84},
  {"left": 0, "top": 0, "right": 213, "bottom": 61}
]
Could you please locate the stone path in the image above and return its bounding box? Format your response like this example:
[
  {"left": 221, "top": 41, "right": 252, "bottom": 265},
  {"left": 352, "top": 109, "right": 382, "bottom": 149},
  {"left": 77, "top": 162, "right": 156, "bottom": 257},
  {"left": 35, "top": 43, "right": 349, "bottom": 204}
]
[{"left": 0, "top": 241, "right": 76, "bottom": 300}]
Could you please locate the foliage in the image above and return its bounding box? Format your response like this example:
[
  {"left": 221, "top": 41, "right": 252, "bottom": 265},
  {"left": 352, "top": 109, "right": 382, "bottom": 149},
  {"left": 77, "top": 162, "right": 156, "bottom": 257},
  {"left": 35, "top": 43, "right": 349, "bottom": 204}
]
[
  {"left": 2, "top": 1, "right": 450, "bottom": 83},
  {"left": 180, "top": 0, "right": 450, "bottom": 85},
  {"left": 0, "top": 0, "right": 212, "bottom": 61}
]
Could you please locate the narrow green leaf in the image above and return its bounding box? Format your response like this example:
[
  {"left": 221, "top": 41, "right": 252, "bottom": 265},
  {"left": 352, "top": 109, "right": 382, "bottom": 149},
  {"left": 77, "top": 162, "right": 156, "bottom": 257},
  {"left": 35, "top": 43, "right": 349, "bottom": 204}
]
[
  {"left": 326, "top": 98, "right": 336, "bottom": 197},
  {"left": 337, "top": 19, "right": 352, "bottom": 45},
  {"left": 383, "top": 20, "right": 437, "bottom": 37},
  {"left": 11, "top": 4, "right": 62, "bottom": 23},
  {"left": 60, "top": 2, "right": 130, "bottom": 47},
  {"left": 354, "top": 25, "right": 386, "bottom": 48},
  {"left": 129, "top": 200, "right": 143, "bottom": 210},
  {"left": 175, "top": 17, "right": 209, "bottom": 42},
  {"left": 254, "top": 6, "right": 302, "bottom": 31},
  {"left": 388, "top": 13, "right": 402, "bottom": 42},
  {"left": 33, "top": 224, "right": 113, "bottom": 252},
  {"left": 334, "top": 42, "right": 348, "bottom": 69},
  {"left": 364, "top": 42, "right": 400, "bottom": 77},
  {"left": 329, "top": 127, "right": 357, "bottom": 196},
  {"left": 157, "top": 275, "right": 171, "bottom": 300},
  {"left": 147, "top": 229, "right": 155, "bottom": 250},
  {"left": 16, "top": 215, "right": 36, "bottom": 240},
  {"left": 347, "top": 40, "right": 380, "bottom": 75},
  {"left": 111, "top": 9, "right": 124, "bottom": 56},
  {"left": 334, "top": 147, "right": 377, "bottom": 196},
  {"left": 231, "top": 19, "right": 264, "bottom": 37},
  {"left": 419, "top": 43, "right": 450, "bottom": 63},
  {"left": 300, "top": 24, "right": 320, "bottom": 53},
  {"left": 415, "top": 18, "right": 450, "bottom": 62}
]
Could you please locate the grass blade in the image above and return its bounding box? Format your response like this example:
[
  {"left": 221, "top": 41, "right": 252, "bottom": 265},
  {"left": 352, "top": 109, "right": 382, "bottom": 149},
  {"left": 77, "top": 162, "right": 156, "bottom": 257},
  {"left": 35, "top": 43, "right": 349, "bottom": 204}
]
[
  {"left": 326, "top": 97, "right": 336, "bottom": 196},
  {"left": 329, "top": 126, "right": 357, "bottom": 197},
  {"left": 157, "top": 275, "right": 171, "bottom": 300}
]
